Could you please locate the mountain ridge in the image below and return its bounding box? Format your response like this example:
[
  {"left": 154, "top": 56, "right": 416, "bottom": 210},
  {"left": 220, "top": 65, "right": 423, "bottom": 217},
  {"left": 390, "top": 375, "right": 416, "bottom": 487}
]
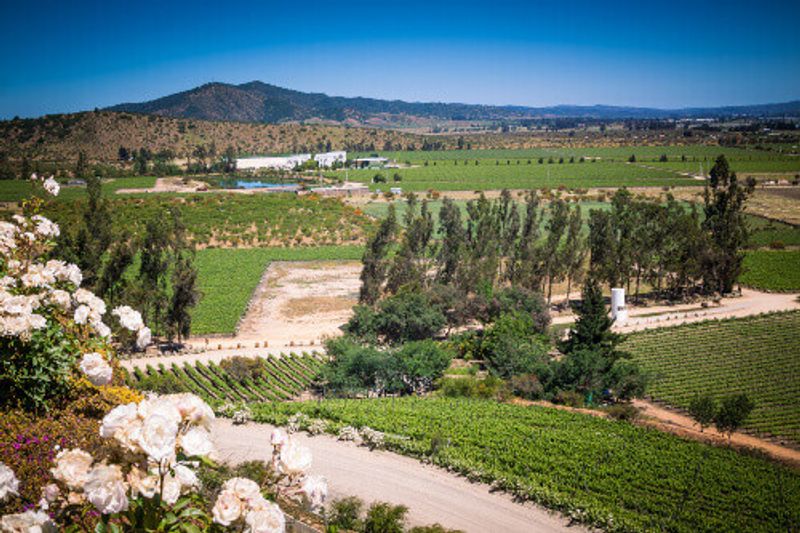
[{"left": 107, "top": 81, "right": 800, "bottom": 125}]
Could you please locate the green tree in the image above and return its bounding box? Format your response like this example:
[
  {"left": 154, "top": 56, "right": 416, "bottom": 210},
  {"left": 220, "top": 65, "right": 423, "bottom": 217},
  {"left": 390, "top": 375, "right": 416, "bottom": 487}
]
[
  {"left": 688, "top": 394, "right": 717, "bottom": 432},
  {"left": 702, "top": 155, "right": 754, "bottom": 293},
  {"left": 436, "top": 197, "right": 464, "bottom": 284},
  {"left": 714, "top": 394, "right": 755, "bottom": 443},
  {"left": 359, "top": 204, "right": 397, "bottom": 304}
]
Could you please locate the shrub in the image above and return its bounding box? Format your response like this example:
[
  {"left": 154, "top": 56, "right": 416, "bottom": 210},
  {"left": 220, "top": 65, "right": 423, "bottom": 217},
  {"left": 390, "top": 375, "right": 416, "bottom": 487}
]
[
  {"left": 438, "top": 376, "right": 508, "bottom": 400},
  {"left": 364, "top": 501, "right": 408, "bottom": 533},
  {"left": 509, "top": 373, "right": 544, "bottom": 400},
  {"left": 479, "top": 312, "right": 550, "bottom": 379},
  {"left": 329, "top": 496, "right": 364, "bottom": 531},
  {"left": 769, "top": 240, "right": 785, "bottom": 249},
  {"left": 219, "top": 356, "right": 266, "bottom": 382},
  {"left": 553, "top": 390, "right": 584, "bottom": 407},
  {"left": 374, "top": 292, "right": 446, "bottom": 345},
  {"left": 605, "top": 403, "right": 641, "bottom": 422}
]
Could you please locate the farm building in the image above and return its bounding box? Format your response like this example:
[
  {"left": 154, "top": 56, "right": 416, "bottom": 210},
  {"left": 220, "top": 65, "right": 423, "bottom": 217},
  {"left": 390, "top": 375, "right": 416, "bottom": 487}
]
[
  {"left": 314, "top": 151, "right": 347, "bottom": 168},
  {"left": 353, "top": 157, "right": 389, "bottom": 169},
  {"left": 236, "top": 154, "right": 311, "bottom": 171}
]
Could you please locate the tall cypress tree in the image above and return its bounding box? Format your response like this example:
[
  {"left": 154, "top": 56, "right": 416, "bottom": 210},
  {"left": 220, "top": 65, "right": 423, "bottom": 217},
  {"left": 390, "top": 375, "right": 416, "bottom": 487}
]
[
  {"left": 359, "top": 204, "right": 397, "bottom": 304},
  {"left": 702, "top": 155, "right": 754, "bottom": 293}
]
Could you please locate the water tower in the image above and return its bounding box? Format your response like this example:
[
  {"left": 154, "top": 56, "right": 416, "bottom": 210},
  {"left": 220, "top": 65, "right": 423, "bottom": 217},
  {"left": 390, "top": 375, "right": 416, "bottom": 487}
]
[{"left": 611, "top": 288, "right": 628, "bottom": 325}]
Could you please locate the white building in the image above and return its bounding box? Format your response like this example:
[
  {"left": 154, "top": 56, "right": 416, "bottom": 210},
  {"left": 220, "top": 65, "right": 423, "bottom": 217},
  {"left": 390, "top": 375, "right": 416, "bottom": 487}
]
[
  {"left": 236, "top": 154, "right": 311, "bottom": 171},
  {"left": 611, "top": 288, "right": 628, "bottom": 325},
  {"left": 314, "top": 151, "right": 347, "bottom": 168}
]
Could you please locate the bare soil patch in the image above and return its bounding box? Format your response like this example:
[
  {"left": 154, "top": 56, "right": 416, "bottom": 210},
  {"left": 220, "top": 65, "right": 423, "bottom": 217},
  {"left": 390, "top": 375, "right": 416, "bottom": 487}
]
[{"left": 234, "top": 260, "right": 362, "bottom": 346}]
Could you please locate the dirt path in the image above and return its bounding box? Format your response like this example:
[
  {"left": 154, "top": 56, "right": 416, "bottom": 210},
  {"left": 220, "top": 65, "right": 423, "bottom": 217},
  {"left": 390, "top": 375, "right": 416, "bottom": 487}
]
[
  {"left": 633, "top": 400, "right": 800, "bottom": 467},
  {"left": 551, "top": 288, "right": 800, "bottom": 333},
  {"left": 210, "top": 419, "right": 581, "bottom": 533}
]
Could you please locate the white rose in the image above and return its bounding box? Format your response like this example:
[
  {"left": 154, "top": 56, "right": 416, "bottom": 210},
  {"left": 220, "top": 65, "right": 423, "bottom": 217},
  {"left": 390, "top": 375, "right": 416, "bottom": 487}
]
[
  {"left": 32, "top": 216, "right": 59, "bottom": 238},
  {"left": 0, "top": 510, "right": 56, "bottom": 532},
  {"left": 42, "top": 177, "right": 60, "bottom": 196},
  {"left": 278, "top": 441, "right": 312, "bottom": 475},
  {"left": 138, "top": 413, "right": 179, "bottom": 463},
  {"left": 112, "top": 305, "right": 144, "bottom": 331},
  {"left": 244, "top": 502, "right": 286, "bottom": 533},
  {"left": 94, "top": 321, "right": 111, "bottom": 338},
  {"left": 167, "top": 393, "right": 215, "bottom": 427},
  {"left": 137, "top": 397, "right": 182, "bottom": 426},
  {"left": 115, "top": 418, "right": 144, "bottom": 453},
  {"left": 48, "top": 289, "right": 71, "bottom": 310},
  {"left": 127, "top": 467, "right": 159, "bottom": 499},
  {"left": 222, "top": 477, "right": 262, "bottom": 503},
  {"left": 79, "top": 352, "right": 113, "bottom": 386},
  {"left": 74, "top": 304, "right": 90, "bottom": 324},
  {"left": 51, "top": 448, "right": 93, "bottom": 489},
  {"left": 161, "top": 473, "right": 182, "bottom": 505},
  {"left": 179, "top": 427, "right": 215, "bottom": 457},
  {"left": 301, "top": 475, "right": 328, "bottom": 510},
  {"left": 212, "top": 489, "right": 244, "bottom": 526},
  {"left": 42, "top": 483, "right": 60, "bottom": 503},
  {"left": 270, "top": 428, "right": 288, "bottom": 449},
  {"left": 84, "top": 464, "right": 129, "bottom": 515},
  {"left": 100, "top": 402, "right": 139, "bottom": 439},
  {"left": 136, "top": 326, "right": 152, "bottom": 350},
  {"left": 0, "top": 462, "right": 19, "bottom": 501},
  {"left": 173, "top": 464, "right": 200, "bottom": 489}
]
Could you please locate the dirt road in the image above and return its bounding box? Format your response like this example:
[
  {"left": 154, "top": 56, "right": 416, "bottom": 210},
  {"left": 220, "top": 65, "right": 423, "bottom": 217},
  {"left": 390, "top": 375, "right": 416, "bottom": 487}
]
[{"left": 211, "top": 419, "right": 581, "bottom": 533}]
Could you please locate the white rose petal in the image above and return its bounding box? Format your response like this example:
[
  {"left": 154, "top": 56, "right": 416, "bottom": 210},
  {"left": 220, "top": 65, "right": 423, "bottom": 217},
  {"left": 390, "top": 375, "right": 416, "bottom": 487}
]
[
  {"left": 138, "top": 413, "right": 179, "bottom": 463},
  {"left": 84, "top": 464, "right": 128, "bottom": 515},
  {"left": 278, "top": 441, "right": 312, "bottom": 475},
  {"left": 179, "top": 427, "right": 215, "bottom": 457},
  {"left": 0, "top": 510, "right": 56, "bottom": 532},
  {"left": 136, "top": 326, "right": 152, "bottom": 350},
  {"left": 100, "top": 403, "right": 138, "bottom": 439},
  {"left": 301, "top": 475, "right": 328, "bottom": 510},
  {"left": 0, "top": 462, "right": 19, "bottom": 501},
  {"left": 222, "top": 477, "right": 262, "bottom": 503},
  {"left": 244, "top": 502, "right": 286, "bottom": 533},
  {"left": 212, "top": 489, "right": 244, "bottom": 526},
  {"left": 51, "top": 449, "right": 93, "bottom": 489},
  {"left": 79, "top": 352, "right": 113, "bottom": 386}
]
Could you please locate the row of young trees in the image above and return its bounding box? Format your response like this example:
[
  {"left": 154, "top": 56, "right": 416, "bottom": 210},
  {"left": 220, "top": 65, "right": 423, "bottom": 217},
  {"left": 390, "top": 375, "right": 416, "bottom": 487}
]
[{"left": 55, "top": 175, "right": 199, "bottom": 343}]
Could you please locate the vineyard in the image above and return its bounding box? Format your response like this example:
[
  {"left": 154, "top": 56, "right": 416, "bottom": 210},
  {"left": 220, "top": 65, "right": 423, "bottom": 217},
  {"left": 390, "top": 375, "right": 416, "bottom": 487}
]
[
  {"left": 623, "top": 311, "right": 800, "bottom": 444},
  {"left": 127, "top": 352, "right": 325, "bottom": 402},
  {"left": 43, "top": 192, "right": 374, "bottom": 248},
  {"left": 250, "top": 397, "right": 800, "bottom": 533},
  {"left": 739, "top": 250, "right": 800, "bottom": 291}
]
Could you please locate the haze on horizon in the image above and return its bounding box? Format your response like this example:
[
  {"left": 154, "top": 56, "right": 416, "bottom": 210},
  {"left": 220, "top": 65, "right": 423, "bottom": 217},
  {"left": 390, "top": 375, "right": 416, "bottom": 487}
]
[{"left": 1, "top": 0, "right": 799, "bottom": 119}]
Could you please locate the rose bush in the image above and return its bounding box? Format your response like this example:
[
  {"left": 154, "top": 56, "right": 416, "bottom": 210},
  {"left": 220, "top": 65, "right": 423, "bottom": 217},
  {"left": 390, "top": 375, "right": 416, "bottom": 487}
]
[{"left": 0, "top": 181, "right": 328, "bottom": 531}]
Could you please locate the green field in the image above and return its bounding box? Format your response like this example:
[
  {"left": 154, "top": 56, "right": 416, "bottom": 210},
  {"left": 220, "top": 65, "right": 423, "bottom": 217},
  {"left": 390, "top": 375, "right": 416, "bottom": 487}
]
[
  {"left": 192, "top": 245, "right": 363, "bottom": 335},
  {"left": 127, "top": 353, "right": 324, "bottom": 402},
  {"left": 0, "top": 176, "right": 157, "bottom": 202},
  {"left": 42, "top": 192, "right": 373, "bottom": 248},
  {"left": 250, "top": 397, "right": 800, "bottom": 532},
  {"left": 334, "top": 161, "right": 695, "bottom": 191},
  {"left": 624, "top": 311, "right": 800, "bottom": 444},
  {"left": 740, "top": 250, "right": 800, "bottom": 291},
  {"left": 336, "top": 146, "right": 800, "bottom": 191}
]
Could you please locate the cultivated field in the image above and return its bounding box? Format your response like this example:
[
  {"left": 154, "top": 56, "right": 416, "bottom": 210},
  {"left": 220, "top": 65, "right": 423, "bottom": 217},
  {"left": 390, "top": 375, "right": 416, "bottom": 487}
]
[
  {"left": 251, "top": 397, "right": 800, "bottom": 533},
  {"left": 127, "top": 353, "right": 323, "bottom": 402},
  {"left": 740, "top": 250, "right": 800, "bottom": 291},
  {"left": 624, "top": 311, "right": 800, "bottom": 444}
]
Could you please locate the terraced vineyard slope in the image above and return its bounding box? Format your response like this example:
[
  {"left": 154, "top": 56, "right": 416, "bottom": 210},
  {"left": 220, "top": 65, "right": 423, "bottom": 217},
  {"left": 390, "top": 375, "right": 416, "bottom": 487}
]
[
  {"left": 127, "top": 352, "right": 324, "bottom": 402},
  {"left": 251, "top": 398, "right": 800, "bottom": 533},
  {"left": 623, "top": 311, "right": 800, "bottom": 444}
]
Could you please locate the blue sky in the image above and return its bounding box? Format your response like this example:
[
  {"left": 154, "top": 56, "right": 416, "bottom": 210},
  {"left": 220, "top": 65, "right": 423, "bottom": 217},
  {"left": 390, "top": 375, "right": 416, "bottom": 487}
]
[{"left": 1, "top": 0, "right": 799, "bottom": 118}]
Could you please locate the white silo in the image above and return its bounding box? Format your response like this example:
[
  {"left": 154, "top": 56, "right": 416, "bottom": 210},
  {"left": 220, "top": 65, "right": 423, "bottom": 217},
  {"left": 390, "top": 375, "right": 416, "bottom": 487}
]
[{"left": 611, "top": 288, "right": 628, "bottom": 325}]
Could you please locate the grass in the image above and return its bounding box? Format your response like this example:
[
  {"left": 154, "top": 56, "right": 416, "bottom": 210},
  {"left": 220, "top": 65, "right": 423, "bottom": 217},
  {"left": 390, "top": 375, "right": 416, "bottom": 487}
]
[
  {"left": 740, "top": 250, "right": 800, "bottom": 291},
  {"left": 191, "top": 245, "right": 363, "bottom": 335},
  {"left": 251, "top": 397, "right": 800, "bottom": 532},
  {"left": 624, "top": 311, "right": 800, "bottom": 444},
  {"left": 0, "top": 176, "right": 157, "bottom": 203}
]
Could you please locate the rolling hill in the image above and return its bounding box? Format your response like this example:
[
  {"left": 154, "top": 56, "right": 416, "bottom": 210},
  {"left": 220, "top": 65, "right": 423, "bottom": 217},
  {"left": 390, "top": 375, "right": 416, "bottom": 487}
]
[{"left": 107, "top": 81, "right": 800, "bottom": 125}]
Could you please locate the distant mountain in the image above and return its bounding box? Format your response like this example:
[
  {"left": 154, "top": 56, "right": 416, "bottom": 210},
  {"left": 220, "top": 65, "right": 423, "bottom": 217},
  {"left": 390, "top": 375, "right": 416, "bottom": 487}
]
[{"left": 107, "top": 82, "right": 800, "bottom": 125}]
